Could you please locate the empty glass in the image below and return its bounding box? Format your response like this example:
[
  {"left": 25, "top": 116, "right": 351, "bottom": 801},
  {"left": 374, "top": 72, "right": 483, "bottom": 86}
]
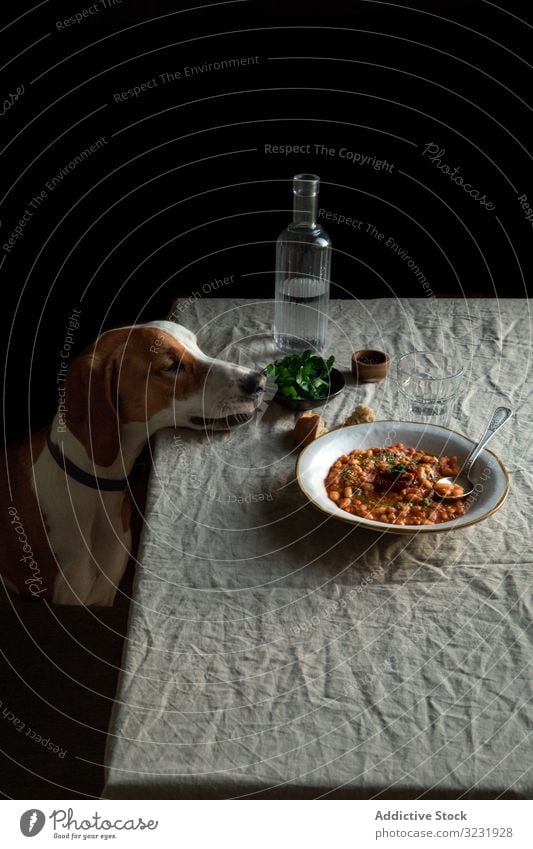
[{"left": 396, "top": 351, "right": 464, "bottom": 420}]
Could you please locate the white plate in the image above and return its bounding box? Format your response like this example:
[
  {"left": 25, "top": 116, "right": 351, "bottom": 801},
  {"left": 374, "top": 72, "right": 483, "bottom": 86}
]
[{"left": 296, "top": 420, "right": 509, "bottom": 534}]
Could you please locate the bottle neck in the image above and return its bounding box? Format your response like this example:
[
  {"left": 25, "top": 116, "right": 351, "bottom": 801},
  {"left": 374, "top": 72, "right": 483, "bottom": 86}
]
[{"left": 292, "top": 192, "right": 317, "bottom": 228}]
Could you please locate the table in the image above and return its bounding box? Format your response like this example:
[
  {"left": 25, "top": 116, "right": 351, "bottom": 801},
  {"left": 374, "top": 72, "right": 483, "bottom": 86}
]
[{"left": 103, "top": 298, "right": 533, "bottom": 799}]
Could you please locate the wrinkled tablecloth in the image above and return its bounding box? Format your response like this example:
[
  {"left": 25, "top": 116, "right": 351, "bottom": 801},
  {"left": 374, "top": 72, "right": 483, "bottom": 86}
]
[{"left": 103, "top": 298, "right": 533, "bottom": 799}]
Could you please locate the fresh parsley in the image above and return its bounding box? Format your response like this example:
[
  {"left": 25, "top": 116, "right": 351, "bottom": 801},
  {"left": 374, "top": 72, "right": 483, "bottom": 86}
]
[
  {"left": 388, "top": 463, "right": 413, "bottom": 473},
  {"left": 266, "top": 350, "right": 335, "bottom": 400}
]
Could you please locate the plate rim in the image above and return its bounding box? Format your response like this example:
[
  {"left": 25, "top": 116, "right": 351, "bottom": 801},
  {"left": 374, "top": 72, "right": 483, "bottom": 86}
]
[{"left": 295, "top": 419, "right": 510, "bottom": 534}]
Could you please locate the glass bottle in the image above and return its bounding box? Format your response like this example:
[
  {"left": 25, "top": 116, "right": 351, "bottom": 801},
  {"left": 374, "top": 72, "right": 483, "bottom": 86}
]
[{"left": 273, "top": 174, "right": 331, "bottom": 352}]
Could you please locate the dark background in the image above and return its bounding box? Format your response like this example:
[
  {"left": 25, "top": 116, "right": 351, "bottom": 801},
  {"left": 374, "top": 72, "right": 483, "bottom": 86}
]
[{"left": 1, "top": 0, "right": 531, "bottom": 442}]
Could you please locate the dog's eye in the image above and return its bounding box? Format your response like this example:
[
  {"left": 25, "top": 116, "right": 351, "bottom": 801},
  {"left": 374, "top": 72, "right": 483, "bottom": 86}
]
[{"left": 161, "top": 360, "right": 184, "bottom": 375}]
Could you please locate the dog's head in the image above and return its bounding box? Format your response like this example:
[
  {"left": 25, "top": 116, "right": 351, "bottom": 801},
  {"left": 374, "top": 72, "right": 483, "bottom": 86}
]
[{"left": 65, "top": 321, "right": 266, "bottom": 466}]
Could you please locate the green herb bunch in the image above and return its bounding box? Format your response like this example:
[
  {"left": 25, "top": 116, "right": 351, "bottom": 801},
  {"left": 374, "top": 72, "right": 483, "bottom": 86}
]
[{"left": 266, "top": 350, "right": 335, "bottom": 400}]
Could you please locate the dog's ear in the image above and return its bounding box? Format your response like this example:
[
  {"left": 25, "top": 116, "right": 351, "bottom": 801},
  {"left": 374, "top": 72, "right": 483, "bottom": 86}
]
[{"left": 65, "top": 346, "right": 121, "bottom": 467}]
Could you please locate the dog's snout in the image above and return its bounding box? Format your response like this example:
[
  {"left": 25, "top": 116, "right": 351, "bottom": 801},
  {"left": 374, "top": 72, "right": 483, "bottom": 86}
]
[{"left": 240, "top": 370, "right": 266, "bottom": 397}]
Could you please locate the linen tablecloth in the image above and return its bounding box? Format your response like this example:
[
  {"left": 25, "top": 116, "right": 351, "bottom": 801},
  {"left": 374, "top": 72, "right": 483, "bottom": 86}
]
[{"left": 103, "top": 298, "right": 532, "bottom": 798}]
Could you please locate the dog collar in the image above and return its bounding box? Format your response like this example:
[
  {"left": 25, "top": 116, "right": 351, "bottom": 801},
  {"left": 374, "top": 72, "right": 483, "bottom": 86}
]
[{"left": 46, "top": 430, "right": 132, "bottom": 492}]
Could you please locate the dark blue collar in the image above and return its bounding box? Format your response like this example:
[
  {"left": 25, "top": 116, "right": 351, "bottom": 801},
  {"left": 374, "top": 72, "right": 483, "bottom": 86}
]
[{"left": 46, "top": 430, "right": 132, "bottom": 492}]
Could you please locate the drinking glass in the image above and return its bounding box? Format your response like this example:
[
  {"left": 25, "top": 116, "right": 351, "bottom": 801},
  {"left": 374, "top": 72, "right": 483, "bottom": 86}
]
[{"left": 396, "top": 351, "right": 464, "bottom": 420}]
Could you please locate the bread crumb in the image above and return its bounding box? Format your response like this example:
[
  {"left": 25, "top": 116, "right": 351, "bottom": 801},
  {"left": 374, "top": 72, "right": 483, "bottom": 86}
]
[{"left": 344, "top": 404, "right": 375, "bottom": 426}]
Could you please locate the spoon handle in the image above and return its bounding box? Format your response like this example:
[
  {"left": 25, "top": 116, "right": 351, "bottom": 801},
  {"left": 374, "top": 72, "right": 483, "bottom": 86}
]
[{"left": 463, "top": 406, "right": 512, "bottom": 476}]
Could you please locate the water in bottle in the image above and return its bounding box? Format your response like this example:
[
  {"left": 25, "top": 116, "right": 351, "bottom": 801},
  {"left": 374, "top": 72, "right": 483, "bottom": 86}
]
[{"left": 273, "top": 174, "right": 332, "bottom": 352}]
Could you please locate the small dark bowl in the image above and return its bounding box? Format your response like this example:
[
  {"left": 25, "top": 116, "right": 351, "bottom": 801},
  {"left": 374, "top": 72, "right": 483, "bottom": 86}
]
[
  {"left": 273, "top": 367, "right": 346, "bottom": 410},
  {"left": 351, "top": 349, "right": 389, "bottom": 383}
]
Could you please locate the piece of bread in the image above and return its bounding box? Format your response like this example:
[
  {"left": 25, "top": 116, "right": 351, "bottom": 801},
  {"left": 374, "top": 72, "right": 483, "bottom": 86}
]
[
  {"left": 293, "top": 411, "right": 328, "bottom": 449},
  {"left": 343, "top": 404, "right": 375, "bottom": 426}
]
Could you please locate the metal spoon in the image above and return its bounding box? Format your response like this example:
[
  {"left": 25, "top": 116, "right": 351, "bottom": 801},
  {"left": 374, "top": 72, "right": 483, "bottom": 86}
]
[{"left": 434, "top": 406, "right": 512, "bottom": 500}]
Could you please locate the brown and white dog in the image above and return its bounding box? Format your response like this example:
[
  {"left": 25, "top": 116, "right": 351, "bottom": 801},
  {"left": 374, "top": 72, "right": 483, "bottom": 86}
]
[{"left": 0, "top": 321, "right": 265, "bottom": 606}]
